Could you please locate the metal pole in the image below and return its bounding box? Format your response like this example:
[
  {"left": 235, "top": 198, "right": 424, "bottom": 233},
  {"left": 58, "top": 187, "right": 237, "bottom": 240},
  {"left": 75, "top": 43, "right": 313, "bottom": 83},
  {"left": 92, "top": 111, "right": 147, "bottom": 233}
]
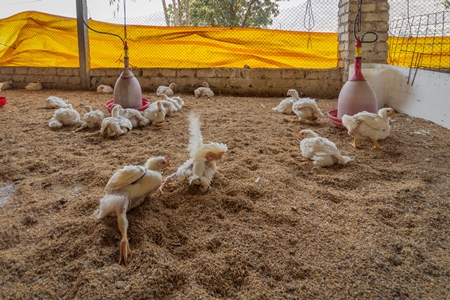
[{"left": 76, "top": 0, "right": 91, "bottom": 90}]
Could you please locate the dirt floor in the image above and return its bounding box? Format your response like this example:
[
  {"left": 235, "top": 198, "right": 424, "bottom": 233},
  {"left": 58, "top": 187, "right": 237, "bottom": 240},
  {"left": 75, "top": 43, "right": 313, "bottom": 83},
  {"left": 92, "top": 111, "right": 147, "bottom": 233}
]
[{"left": 0, "top": 89, "right": 449, "bottom": 299}]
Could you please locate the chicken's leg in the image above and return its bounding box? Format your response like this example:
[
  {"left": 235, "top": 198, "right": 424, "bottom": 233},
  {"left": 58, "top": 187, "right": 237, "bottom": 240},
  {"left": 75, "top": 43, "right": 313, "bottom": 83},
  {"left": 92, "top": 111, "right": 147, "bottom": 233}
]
[
  {"left": 371, "top": 139, "right": 382, "bottom": 150},
  {"left": 351, "top": 137, "right": 360, "bottom": 148},
  {"left": 117, "top": 210, "right": 130, "bottom": 265}
]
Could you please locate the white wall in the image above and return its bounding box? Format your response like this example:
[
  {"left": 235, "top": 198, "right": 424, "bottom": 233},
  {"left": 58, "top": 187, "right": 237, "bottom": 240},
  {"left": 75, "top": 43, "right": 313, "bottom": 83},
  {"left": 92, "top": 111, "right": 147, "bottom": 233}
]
[{"left": 359, "top": 64, "right": 450, "bottom": 130}]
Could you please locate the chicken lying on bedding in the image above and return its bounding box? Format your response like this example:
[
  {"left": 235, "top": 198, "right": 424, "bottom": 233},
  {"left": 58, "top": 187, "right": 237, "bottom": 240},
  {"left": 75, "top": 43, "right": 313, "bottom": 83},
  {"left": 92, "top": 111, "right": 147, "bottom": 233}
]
[
  {"left": 298, "top": 129, "right": 351, "bottom": 167},
  {"left": 272, "top": 89, "right": 299, "bottom": 114},
  {"left": 94, "top": 156, "right": 170, "bottom": 265},
  {"left": 194, "top": 82, "right": 214, "bottom": 98},
  {"left": 342, "top": 107, "right": 396, "bottom": 150},
  {"left": 45, "top": 96, "right": 68, "bottom": 109},
  {"left": 112, "top": 104, "right": 149, "bottom": 128},
  {"left": 157, "top": 112, "right": 227, "bottom": 194},
  {"left": 74, "top": 105, "right": 105, "bottom": 132},
  {"left": 48, "top": 104, "right": 80, "bottom": 128},
  {"left": 99, "top": 104, "right": 132, "bottom": 137},
  {"left": 291, "top": 97, "right": 324, "bottom": 123},
  {"left": 156, "top": 83, "right": 176, "bottom": 98},
  {"left": 142, "top": 101, "right": 166, "bottom": 126}
]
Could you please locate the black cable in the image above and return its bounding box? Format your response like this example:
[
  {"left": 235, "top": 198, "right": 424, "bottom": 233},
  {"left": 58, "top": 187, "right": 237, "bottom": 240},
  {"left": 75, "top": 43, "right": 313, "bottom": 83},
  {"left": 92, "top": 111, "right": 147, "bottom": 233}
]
[
  {"left": 82, "top": 17, "right": 125, "bottom": 46},
  {"left": 353, "top": 0, "right": 378, "bottom": 43}
]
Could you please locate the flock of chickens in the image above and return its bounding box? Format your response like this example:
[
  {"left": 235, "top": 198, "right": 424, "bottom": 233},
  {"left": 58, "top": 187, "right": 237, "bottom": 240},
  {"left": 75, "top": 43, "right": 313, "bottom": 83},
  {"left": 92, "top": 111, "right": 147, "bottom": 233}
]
[
  {"left": 272, "top": 88, "right": 396, "bottom": 166},
  {"left": 13, "top": 79, "right": 396, "bottom": 265}
]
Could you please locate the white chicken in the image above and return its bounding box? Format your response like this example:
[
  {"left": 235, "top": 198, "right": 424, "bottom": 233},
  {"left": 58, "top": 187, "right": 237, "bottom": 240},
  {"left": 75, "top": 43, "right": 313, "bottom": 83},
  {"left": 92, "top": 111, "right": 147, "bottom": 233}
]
[
  {"left": 142, "top": 101, "right": 166, "bottom": 126},
  {"left": 156, "top": 83, "right": 176, "bottom": 98},
  {"left": 291, "top": 97, "right": 324, "bottom": 123},
  {"left": 48, "top": 104, "right": 81, "bottom": 128},
  {"left": 158, "top": 112, "right": 227, "bottom": 194},
  {"left": 45, "top": 96, "right": 68, "bottom": 109},
  {"left": 74, "top": 105, "right": 105, "bottom": 132},
  {"left": 162, "top": 94, "right": 184, "bottom": 110},
  {"left": 25, "top": 79, "right": 43, "bottom": 91},
  {"left": 94, "top": 156, "right": 170, "bottom": 265},
  {"left": 194, "top": 82, "right": 214, "bottom": 98},
  {"left": 148, "top": 99, "right": 178, "bottom": 117},
  {"left": 298, "top": 130, "right": 351, "bottom": 167},
  {"left": 99, "top": 105, "right": 133, "bottom": 137},
  {"left": 342, "top": 107, "right": 396, "bottom": 149},
  {"left": 97, "top": 84, "right": 114, "bottom": 94},
  {"left": 0, "top": 83, "right": 2, "bottom": 91},
  {"left": 272, "top": 89, "right": 299, "bottom": 114},
  {"left": 112, "top": 104, "right": 150, "bottom": 128},
  {"left": 1, "top": 80, "right": 13, "bottom": 90}
]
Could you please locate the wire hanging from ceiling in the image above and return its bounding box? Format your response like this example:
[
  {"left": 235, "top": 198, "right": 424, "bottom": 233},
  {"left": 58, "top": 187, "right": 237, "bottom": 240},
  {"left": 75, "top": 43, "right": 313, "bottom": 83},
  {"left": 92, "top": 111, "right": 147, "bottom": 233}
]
[
  {"left": 304, "top": 0, "right": 314, "bottom": 48},
  {"left": 353, "top": 0, "right": 378, "bottom": 44}
]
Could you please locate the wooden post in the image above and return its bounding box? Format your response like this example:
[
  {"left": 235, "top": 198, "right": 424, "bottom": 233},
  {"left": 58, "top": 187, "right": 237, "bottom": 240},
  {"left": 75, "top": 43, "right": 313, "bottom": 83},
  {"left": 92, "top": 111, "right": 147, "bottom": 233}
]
[{"left": 76, "top": 0, "right": 91, "bottom": 89}]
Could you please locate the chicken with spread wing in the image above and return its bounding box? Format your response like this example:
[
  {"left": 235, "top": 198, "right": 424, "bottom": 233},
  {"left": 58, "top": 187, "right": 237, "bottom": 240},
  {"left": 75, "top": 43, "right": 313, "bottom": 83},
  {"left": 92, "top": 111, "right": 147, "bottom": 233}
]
[
  {"left": 94, "top": 156, "right": 170, "bottom": 265},
  {"left": 158, "top": 112, "right": 227, "bottom": 194}
]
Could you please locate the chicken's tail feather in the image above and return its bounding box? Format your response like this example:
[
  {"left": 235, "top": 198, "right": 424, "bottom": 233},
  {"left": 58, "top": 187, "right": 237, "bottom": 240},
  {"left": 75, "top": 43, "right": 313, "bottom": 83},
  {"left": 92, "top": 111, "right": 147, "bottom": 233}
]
[{"left": 187, "top": 112, "right": 203, "bottom": 157}]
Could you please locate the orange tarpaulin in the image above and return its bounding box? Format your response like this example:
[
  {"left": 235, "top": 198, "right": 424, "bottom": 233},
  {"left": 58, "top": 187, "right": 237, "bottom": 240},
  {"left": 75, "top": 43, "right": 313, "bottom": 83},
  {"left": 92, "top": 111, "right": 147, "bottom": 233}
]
[{"left": 0, "top": 11, "right": 339, "bottom": 69}]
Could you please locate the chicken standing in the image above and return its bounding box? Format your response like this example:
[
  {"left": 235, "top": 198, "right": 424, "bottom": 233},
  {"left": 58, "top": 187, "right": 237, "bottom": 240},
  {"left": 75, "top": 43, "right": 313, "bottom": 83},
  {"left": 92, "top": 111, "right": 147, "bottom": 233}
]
[
  {"left": 94, "top": 156, "right": 170, "bottom": 265},
  {"left": 158, "top": 112, "right": 227, "bottom": 194},
  {"left": 291, "top": 97, "right": 324, "bottom": 123},
  {"left": 48, "top": 104, "right": 81, "bottom": 128},
  {"left": 25, "top": 79, "right": 43, "bottom": 91},
  {"left": 194, "top": 82, "right": 214, "bottom": 98},
  {"left": 97, "top": 85, "right": 114, "bottom": 94},
  {"left": 342, "top": 107, "right": 396, "bottom": 149},
  {"left": 142, "top": 101, "right": 166, "bottom": 126},
  {"left": 156, "top": 83, "right": 176, "bottom": 98},
  {"left": 298, "top": 129, "right": 351, "bottom": 167},
  {"left": 99, "top": 105, "right": 133, "bottom": 137},
  {"left": 45, "top": 96, "right": 68, "bottom": 109},
  {"left": 74, "top": 105, "right": 105, "bottom": 132},
  {"left": 272, "top": 89, "right": 299, "bottom": 114}
]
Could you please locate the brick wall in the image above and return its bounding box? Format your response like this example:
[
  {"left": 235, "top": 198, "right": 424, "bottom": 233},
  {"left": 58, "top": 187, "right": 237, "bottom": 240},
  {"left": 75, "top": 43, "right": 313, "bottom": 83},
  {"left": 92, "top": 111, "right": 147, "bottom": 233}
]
[{"left": 0, "top": 67, "right": 342, "bottom": 99}]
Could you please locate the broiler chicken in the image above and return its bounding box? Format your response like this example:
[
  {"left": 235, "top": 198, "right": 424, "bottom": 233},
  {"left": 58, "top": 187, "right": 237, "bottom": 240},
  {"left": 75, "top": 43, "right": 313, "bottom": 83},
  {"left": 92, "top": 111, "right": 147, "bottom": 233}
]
[
  {"left": 25, "top": 79, "right": 43, "bottom": 91},
  {"left": 298, "top": 129, "right": 351, "bottom": 167},
  {"left": 99, "top": 104, "right": 133, "bottom": 137},
  {"left": 342, "top": 107, "right": 396, "bottom": 149},
  {"left": 291, "top": 97, "right": 324, "bottom": 123},
  {"left": 157, "top": 112, "right": 227, "bottom": 194},
  {"left": 74, "top": 105, "right": 105, "bottom": 132},
  {"left": 272, "top": 89, "right": 299, "bottom": 114},
  {"left": 162, "top": 94, "right": 184, "bottom": 110},
  {"left": 142, "top": 101, "right": 166, "bottom": 126},
  {"left": 97, "top": 84, "right": 114, "bottom": 94},
  {"left": 94, "top": 156, "right": 170, "bottom": 265},
  {"left": 148, "top": 99, "right": 178, "bottom": 117},
  {"left": 194, "top": 82, "right": 214, "bottom": 98},
  {"left": 1, "top": 80, "right": 13, "bottom": 90},
  {"left": 48, "top": 104, "right": 81, "bottom": 128},
  {"left": 113, "top": 104, "right": 150, "bottom": 128},
  {"left": 45, "top": 96, "right": 68, "bottom": 109},
  {"left": 156, "top": 83, "right": 176, "bottom": 98}
]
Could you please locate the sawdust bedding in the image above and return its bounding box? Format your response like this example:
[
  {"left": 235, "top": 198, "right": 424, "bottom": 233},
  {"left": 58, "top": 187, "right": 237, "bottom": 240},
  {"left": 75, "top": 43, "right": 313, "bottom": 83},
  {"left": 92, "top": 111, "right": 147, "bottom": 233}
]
[{"left": 0, "top": 89, "right": 449, "bottom": 299}]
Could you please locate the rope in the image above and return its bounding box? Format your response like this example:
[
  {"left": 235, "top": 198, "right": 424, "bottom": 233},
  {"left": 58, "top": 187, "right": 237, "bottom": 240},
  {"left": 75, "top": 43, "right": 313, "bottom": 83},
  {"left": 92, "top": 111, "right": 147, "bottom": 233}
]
[{"left": 304, "top": 0, "right": 314, "bottom": 48}]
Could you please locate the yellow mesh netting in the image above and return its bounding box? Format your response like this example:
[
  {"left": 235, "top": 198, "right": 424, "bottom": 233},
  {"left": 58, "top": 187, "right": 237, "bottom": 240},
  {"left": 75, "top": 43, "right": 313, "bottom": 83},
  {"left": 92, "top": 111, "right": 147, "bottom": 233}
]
[{"left": 0, "top": 11, "right": 339, "bottom": 69}]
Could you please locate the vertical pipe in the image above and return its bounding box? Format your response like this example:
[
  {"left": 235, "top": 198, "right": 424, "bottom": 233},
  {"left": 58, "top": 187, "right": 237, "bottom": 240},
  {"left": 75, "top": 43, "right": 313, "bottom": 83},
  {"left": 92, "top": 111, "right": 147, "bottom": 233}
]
[{"left": 76, "top": 0, "right": 91, "bottom": 90}]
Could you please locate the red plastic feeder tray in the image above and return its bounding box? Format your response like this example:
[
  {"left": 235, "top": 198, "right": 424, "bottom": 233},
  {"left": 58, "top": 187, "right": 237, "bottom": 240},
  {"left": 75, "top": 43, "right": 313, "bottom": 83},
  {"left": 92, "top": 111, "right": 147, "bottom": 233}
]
[
  {"left": 327, "top": 109, "right": 344, "bottom": 128},
  {"left": 106, "top": 98, "right": 150, "bottom": 113},
  {"left": 0, "top": 96, "right": 6, "bottom": 107}
]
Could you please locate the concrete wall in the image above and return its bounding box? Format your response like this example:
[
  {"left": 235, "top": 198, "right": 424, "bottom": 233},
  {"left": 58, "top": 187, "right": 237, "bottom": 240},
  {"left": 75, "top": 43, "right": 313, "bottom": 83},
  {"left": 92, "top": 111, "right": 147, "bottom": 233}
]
[{"left": 0, "top": 67, "right": 342, "bottom": 99}]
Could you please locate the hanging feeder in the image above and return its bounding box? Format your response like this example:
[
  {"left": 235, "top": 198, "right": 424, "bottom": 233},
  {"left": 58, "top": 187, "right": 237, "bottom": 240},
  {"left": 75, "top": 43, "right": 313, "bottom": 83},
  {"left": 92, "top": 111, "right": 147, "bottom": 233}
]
[{"left": 328, "top": 0, "right": 378, "bottom": 127}]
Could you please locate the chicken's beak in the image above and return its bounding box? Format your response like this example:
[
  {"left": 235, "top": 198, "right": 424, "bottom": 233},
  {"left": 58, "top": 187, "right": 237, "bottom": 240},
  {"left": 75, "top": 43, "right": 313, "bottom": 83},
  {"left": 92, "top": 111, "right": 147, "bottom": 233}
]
[{"left": 165, "top": 157, "right": 170, "bottom": 167}]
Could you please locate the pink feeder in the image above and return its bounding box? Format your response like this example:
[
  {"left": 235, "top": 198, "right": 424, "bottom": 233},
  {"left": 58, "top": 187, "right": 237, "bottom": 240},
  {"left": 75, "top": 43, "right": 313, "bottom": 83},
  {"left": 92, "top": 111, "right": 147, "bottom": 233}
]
[
  {"left": 0, "top": 96, "right": 6, "bottom": 107},
  {"left": 329, "top": 40, "right": 378, "bottom": 127},
  {"left": 111, "top": 41, "right": 142, "bottom": 109},
  {"left": 105, "top": 98, "right": 150, "bottom": 113}
]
